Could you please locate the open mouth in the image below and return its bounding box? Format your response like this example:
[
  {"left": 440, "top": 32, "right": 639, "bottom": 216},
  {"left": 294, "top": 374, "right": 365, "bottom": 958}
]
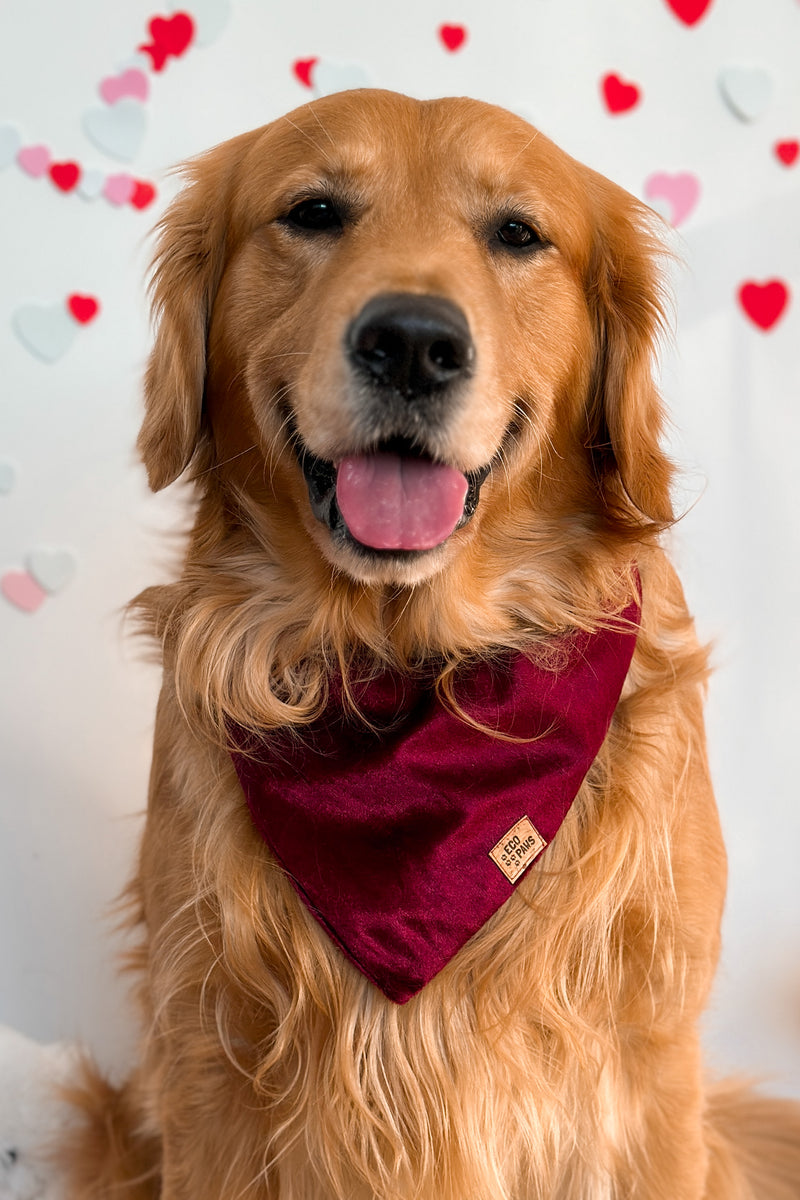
[{"left": 294, "top": 434, "right": 490, "bottom": 557}]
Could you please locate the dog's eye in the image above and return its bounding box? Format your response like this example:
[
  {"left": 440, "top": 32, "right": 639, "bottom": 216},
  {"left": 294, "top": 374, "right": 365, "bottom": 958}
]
[
  {"left": 285, "top": 198, "right": 343, "bottom": 232},
  {"left": 495, "top": 220, "right": 542, "bottom": 249}
]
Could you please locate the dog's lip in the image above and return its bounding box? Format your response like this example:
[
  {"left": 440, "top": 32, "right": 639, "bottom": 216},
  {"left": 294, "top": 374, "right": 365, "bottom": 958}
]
[{"left": 290, "top": 431, "right": 490, "bottom": 556}]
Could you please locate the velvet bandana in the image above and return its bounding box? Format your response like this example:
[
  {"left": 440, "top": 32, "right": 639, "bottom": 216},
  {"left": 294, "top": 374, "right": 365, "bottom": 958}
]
[{"left": 231, "top": 594, "right": 640, "bottom": 1004}]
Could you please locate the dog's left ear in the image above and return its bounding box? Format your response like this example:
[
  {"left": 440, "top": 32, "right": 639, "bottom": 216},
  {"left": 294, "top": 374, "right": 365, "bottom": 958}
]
[
  {"left": 583, "top": 176, "right": 675, "bottom": 530},
  {"left": 137, "top": 138, "right": 247, "bottom": 491}
]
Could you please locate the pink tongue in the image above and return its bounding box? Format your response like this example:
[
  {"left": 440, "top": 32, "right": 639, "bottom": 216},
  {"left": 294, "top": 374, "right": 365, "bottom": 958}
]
[{"left": 336, "top": 454, "right": 469, "bottom": 551}]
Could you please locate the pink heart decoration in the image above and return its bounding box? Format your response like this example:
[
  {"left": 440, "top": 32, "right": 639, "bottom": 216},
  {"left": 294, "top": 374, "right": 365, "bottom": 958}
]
[
  {"left": 2, "top": 570, "right": 47, "bottom": 614},
  {"left": 738, "top": 280, "right": 790, "bottom": 331},
  {"left": 17, "top": 144, "right": 51, "bottom": 177},
  {"left": 664, "top": 0, "right": 712, "bottom": 25},
  {"left": 601, "top": 73, "right": 641, "bottom": 115},
  {"left": 103, "top": 172, "right": 136, "bottom": 204},
  {"left": 99, "top": 67, "right": 150, "bottom": 105},
  {"left": 439, "top": 24, "right": 467, "bottom": 51},
  {"left": 644, "top": 171, "right": 700, "bottom": 226}
]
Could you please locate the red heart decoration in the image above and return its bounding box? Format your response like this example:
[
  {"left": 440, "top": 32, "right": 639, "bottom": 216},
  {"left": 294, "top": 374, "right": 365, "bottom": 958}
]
[
  {"left": 67, "top": 294, "right": 100, "bottom": 325},
  {"left": 439, "top": 24, "right": 467, "bottom": 52},
  {"left": 738, "top": 280, "right": 790, "bottom": 331},
  {"left": 139, "top": 12, "right": 195, "bottom": 71},
  {"left": 601, "top": 73, "right": 641, "bottom": 115},
  {"left": 130, "top": 180, "right": 157, "bottom": 209},
  {"left": 664, "top": 0, "right": 712, "bottom": 25},
  {"left": 49, "top": 161, "right": 81, "bottom": 192},
  {"left": 292, "top": 57, "right": 318, "bottom": 88},
  {"left": 774, "top": 139, "right": 799, "bottom": 167}
]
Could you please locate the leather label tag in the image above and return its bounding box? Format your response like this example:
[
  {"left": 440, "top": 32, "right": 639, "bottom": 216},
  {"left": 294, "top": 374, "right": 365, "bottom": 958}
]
[{"left": 489, "top": 816, "right": 547, "bottom": 883}]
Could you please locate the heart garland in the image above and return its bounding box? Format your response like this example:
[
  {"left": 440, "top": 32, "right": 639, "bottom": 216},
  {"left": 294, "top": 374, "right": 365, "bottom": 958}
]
[
  {"left": 4, "top": 8, "right": 230, "bottom": 207},
  {"left": 84, "top": 11, "right": 197, "bottom": 163},
  {"left": 9, "top": 125, "right": 157, "bottom": 210}
]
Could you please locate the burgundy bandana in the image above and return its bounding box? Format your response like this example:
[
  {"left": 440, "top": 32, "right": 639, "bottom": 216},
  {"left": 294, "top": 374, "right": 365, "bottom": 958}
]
[{"left": 231, "top": 595, "right": 639, "bottom": 1004}]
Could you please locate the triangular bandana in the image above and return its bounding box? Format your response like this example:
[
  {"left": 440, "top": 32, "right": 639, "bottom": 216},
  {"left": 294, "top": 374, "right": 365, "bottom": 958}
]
[{"left": 231, "top": 593, "right": 640, "bottom": 1003}]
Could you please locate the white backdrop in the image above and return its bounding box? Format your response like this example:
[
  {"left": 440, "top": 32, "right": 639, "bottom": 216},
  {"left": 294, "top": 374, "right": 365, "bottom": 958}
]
[{"left": 1, "top": 0, "right": 798, "bottom": 1096}]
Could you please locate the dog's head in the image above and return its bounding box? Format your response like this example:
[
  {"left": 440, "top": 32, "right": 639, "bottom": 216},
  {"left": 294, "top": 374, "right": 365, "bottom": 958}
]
[{"left": 140, "top": 90, "right": 672, "bottom": 590}]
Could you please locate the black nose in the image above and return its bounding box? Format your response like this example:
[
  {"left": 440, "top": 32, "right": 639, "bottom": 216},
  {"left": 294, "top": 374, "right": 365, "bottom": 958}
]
[{"left": 348, "top": 293, "right": 474, "bottom": 396}]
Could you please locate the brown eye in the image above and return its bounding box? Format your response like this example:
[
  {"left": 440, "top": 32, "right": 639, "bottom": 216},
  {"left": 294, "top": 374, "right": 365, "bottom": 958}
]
[
  {"left": 285, "top": 197, "right": 342, "bottom": 232},
  {"left": 496, "top": 219, "right": 542, "bottom": 248}
]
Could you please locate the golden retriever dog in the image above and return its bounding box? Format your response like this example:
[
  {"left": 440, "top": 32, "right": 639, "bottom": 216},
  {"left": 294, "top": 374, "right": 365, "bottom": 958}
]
[{"left": 63, "top": 90, "right": 800, "bottom": 1199}]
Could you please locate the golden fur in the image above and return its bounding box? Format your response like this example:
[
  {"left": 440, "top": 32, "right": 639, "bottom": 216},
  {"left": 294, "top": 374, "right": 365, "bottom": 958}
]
[{"left": 63, "top": 91, "right": 800, "bottom": 1198}]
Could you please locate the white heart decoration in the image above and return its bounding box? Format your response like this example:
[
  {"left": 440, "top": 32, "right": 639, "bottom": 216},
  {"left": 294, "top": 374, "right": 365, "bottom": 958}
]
[
  {"left": 27, "top": 548, "right": 76, "bottom": 594},
  {"left": 12, "top": 302, "right": 77, "bottom": 363},
  {"left": 189, "top": 0, "right": 232, "bottom": 46},
  {"left": 83, "top": 99, "right": 146, "bottom": 162},
  {"left": 0, "top": 122, "right": 22, "bottom": 170},
  {"left": 313, "top": 60, "right": 372, "bottom": 97},
  {"left": 78, "top": 167, "right": 106, "bottom": 201},
  {"left": 0, "top": 460, "right": 17, "bottom": 494},
  {"left": 718, "top": 65, "right": 773, "bottom": 122}
]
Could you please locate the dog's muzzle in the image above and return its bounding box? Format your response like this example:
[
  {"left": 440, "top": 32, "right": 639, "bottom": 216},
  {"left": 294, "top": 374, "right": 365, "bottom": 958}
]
[{"left": 294, "top": 294, "right": 490, "bottom": 557}]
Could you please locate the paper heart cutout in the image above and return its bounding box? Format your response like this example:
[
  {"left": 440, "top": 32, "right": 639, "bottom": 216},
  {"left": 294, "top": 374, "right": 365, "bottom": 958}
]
[
  {"left": 130, "top": 180, "right": 157, "bottom": 209},
  {"left": 644, "top": 171, "right": 700, "bottom": 227},
  {"left": 664, "top": 0, "right": 712, "bottom": 25},
  {"left": 313, "top": 59, "right": 372, "bottom": 97},
  {"left": 17, "top": 144, "right": 51, "bottom": 178},
  {"left": 188, "top": 0, "right": 231, "bottom": 46},
  {"left": 67, "top": 294, "right": 100, "bottom": 324},
  {"left": 601, "top": 73, "right": 641, "bottom": 114},
  {"left": 12, "top": 302, "right": 77, "bottom": 363},
  {"left": 293, "top": 57, "right": 318, "bottom": 88},
  {"left": 439, "top": 24, "right": 467, "bottom": 51},
  {"left": 774, "top": 139, "right": 799, "bottom": 167},
  {"left": 0, "top": 460, "right": 17, "bottom": 495},
  {"left": 738, "top": 280, "right": 790, "bottom": 330},
  {"left": 27, "top": 548, "right": 76, "bottom": 594},
  {"left": 1, "top": 570, "right": 46, "bottom": 614},
  {"left": 103, "top": 172, "right": 136, "bottom": 204},
  {"left": 719, "top": 65, "right": 773, "bottom": 121},
  {"left": 78, "top": 167, "right": 106, "bottom": 200},
  {"left": 139, "top": 12, "right": 195, "bottom": 72},
  {"left": 49, "top": 161, "right": 81, "bottom": 192},
  {"left": 83, "top": 99, "right": 146, "bottom": 162},
  {"left": 99, "top": 67, "right": 149, "bottom": 105},
  {"left": 0, "top": 123, "right": 22, "bottom": 170}
]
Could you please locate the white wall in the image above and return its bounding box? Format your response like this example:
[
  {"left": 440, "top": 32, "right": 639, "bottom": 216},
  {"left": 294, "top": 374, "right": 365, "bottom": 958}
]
[{"left": 1, "top": 0, "right": 798, "bottom": 1095}]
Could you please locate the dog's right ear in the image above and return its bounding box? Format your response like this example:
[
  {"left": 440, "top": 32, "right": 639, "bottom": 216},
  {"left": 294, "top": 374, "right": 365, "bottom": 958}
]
[{"left": 137, "top": 140, "right": 242, "bottom": 491}]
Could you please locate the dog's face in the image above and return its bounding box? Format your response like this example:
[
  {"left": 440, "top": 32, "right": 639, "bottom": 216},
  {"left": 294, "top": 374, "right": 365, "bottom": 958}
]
[{"left": 140, "top": 91, "right": 672, "bottom": 589}]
